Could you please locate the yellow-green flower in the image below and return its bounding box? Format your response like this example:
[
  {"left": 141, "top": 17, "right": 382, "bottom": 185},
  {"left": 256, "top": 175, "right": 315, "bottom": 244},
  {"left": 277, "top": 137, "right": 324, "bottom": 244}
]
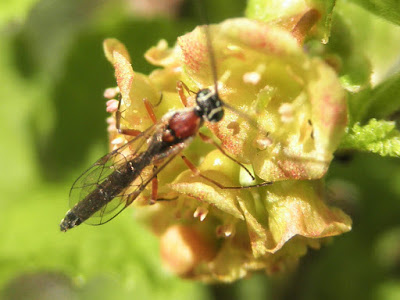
[{"left": 103, "top": 17, "right": 351, "bottom": 282}]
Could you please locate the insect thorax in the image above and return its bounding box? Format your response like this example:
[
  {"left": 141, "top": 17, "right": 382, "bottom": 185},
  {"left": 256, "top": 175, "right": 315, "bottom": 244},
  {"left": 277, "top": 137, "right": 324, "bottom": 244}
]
[{"left": 195, "top": 88, "right": 224, "bottom": 123}]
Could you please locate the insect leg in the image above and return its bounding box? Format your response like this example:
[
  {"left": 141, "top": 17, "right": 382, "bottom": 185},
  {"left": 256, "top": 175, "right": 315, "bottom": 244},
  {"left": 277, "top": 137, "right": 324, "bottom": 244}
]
[
  {"left": 113, "top": 93, "right": 143, "bottom": 137},
  {"left": 180, "top": 155, "right": 273, "bottom": 190},
  {"left": 117, "top": 128, "right": 142, "bottom": 137},
  {"left": 198, "top": 132, "right": 255, "bottom": 180},
  {"left": 176, "top": 81, "right": 196, "bottom": 107},
  {"left": 113, "top": 95, "right": 158, "bottom": 136},
  {"left": 143, "top": 98, "right": 157, "bottom": 124}
]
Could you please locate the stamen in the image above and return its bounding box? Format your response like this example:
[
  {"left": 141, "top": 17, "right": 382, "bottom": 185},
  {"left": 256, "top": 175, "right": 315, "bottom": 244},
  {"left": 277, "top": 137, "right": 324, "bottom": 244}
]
[
  {"left": 193, "top": 206, "right": 209, "bottom": 221},
  {"left": 219, "top": 70, "right": 231, "bottom": 87},
  {"left": 278, "top": 103, "right": 294, "bottom": 123},
  {"left": 106, "top": 99, "right": 119, "bottom": 113},
  {"left": 111, "top": 137, "right": 124, "bottom": 145},
  {"left": 106, "top": 117, "right": 116, "bottom": 133},
  {"left": 107, "top": 123, "right": 116, "bottom": 133},
  {"left": 243, "top": 72, "right": 261, "bottom": 85},
  {"left": 173, "top": 66, "right": 183, "bottom": 73},
  {"left": 216, "top": 223, "right": 236, "bottom": 238},
  {"left": 106, "top": 116, "right": 115, "bottom": 124},
  {"left": 103, "top": 87, "right": 119, "bottom": 99},
  {"left": 254, "top": 135, "right": 273, "bottom": 150},
  {"left": 213, "top": 158, "right": 222, "bottom": 166}
]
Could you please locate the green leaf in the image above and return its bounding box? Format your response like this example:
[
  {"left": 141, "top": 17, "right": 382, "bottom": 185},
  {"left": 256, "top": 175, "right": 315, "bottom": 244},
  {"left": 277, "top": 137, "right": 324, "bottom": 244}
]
[
  {"left": 335, "top": 1, "right": 400, "bottom": 86},
  {"left": 325, "top": 13, "right": 372, "bottom": 92},
  {"left": 340, "top": 119, "right": 400, "bottom": 157},
  {"left": 364, "top": 72, "right": 400, "bottom": 120},
  {"left": 347, "top": 88, "right": 372, "bottom": 125},
  {"left": 350, "top": 0, "right": 400, "bottom": 26},
  {"left": 347, "top": 72, "right": 400, "bottom": 125}
]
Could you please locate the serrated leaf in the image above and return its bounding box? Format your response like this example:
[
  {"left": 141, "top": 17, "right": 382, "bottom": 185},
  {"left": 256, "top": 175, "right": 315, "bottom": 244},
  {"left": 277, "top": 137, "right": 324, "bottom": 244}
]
[{"left": 340, "top": 119, "right": 400, "bottom": 157}]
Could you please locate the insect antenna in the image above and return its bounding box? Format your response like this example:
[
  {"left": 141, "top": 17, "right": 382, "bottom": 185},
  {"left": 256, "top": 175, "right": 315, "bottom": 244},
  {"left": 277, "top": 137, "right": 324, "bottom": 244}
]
[
  {"left": 193, "top": 0, "right": 271, "bottom": 138},
  {"left": 194, "top": 0, "right": 219, "bottom": 95},
  {"left": 222, "top": 102, "right": 271, "bottom": 137}
]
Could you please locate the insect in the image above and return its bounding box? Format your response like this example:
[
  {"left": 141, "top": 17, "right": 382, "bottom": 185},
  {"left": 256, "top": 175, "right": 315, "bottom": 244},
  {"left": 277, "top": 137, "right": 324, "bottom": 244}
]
[{"left": 60, "top": 10, "right": 272, "bottom": 233}]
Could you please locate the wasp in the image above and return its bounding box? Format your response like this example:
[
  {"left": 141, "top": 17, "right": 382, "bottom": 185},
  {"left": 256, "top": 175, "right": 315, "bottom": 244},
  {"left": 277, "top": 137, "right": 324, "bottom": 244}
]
[{"left": 60, "top": 18, "right": 273, "bottom": 232}]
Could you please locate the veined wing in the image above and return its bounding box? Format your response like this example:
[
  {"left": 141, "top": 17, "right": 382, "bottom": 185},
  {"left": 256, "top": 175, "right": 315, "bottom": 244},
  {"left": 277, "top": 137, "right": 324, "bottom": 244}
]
[
  {"left": 69, "top": 125, "right": 158, "bottom": 226},
  {"left": 68, "top": 119, "right": 192, "bottom": 227},
  {"left": 92, "top": 148, "right": 183, "bottom": 226}
]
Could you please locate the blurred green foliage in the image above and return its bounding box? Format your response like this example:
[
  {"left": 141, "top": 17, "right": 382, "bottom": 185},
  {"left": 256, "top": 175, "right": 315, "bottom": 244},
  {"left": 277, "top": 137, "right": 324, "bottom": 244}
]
[
  {"left": 0, "top": 0, "right": 399, "bottom": 299},
  {"left": 340, "top": 119, "right": 400, "bottom": 157}
]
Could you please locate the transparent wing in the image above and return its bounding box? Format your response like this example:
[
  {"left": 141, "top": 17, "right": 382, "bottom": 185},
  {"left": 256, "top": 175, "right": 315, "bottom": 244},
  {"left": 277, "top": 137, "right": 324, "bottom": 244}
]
[
  {"left": 92, "top": 149, "right": 182, "bottom": 226},
  {"left": 69, "top": 125, "right": 158, "bottom": 226}
]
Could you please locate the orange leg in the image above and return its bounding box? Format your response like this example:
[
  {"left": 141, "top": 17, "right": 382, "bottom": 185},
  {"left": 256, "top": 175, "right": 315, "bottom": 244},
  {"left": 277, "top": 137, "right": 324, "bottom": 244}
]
[
  {"left": 176, "top": 81, "right": 196, "bottom": 107},
  {"left": 181, "top": 155, "right": 272, "bottom": 190},
  {"left": 114, "top": 95, "right": 158, "bottom": 136},
  {"left": 143, "top": 98, "right": 158, "bottom": 124},
  {"left": 115, "top": 94, "right": 142, "bottom": 137}
]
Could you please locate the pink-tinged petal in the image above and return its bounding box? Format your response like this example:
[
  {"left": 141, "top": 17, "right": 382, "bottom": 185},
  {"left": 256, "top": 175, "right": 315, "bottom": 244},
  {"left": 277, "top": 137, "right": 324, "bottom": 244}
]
[
  {"left": 178, "top": 27, "right": 211, "bottom": 86},
  {"left": 179, "top": 18, "right": 347, "bottom": 181},
  {"left": 113, "top": 50, "right": 134, "bottom": 103},
  {"left": 166, "top": 150, "right": 350, "bottom": 280},
  {"left": 264, "top": 180, "right": 351, "bottom": 252},
  {"left": 103, "top": 38, "right": 131, "bottom": 64},
  {"left": 169, "top": 171, "right": 245, "bottom": 221},
  {"left": 307, "top": 58, "right": 348, "bottom": 151},
  {"left": 236, "top": 196, "right": 270, "bottom": 258},
  {"left": 103, "top": 17, "right": 351, "bottom": 282},
  {"left": 145, "top": 39, "right": 180, "bottom": 68},
  {"left": 105, "top": 40, "right": 161, "bottom": 132}
]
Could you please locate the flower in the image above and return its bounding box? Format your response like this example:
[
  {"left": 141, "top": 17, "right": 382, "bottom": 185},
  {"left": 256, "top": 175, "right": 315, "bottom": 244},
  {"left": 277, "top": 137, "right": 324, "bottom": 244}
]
[{"left": 103, "top": 17, "right": 351, "bottom": 282}]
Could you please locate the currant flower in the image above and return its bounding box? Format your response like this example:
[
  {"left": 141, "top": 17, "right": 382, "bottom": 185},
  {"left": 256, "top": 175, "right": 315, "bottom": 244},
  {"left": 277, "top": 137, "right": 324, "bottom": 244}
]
[{"left": 103, "top": 16, "right": 351, "bottom": 282}]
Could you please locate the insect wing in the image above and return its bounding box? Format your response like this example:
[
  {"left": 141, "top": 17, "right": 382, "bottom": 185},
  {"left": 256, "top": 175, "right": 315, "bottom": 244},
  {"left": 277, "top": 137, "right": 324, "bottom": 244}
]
[{"left": 69, "top": 126, "right": 157, "bottom": 226}]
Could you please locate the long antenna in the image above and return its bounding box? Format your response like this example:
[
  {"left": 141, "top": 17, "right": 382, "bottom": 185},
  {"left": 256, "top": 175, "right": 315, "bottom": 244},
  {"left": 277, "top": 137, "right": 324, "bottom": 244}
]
[
  {"left": 223, "top": 102, "right": 270, "bottom": 137},
  {"left": 193, "top": 0, "right": 269, "bottom": 138},
  {"left": 194, "top": 0, "right": 219, "bottom": 95}
]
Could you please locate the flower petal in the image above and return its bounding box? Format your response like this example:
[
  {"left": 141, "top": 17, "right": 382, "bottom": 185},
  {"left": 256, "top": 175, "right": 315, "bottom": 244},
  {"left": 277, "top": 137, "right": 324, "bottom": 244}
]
[
  {"left": 179, "top": 18, "right": 347, "bottom": 181},
  {"left": 263, "top": 180, "right": 352, "bottom": 252}
]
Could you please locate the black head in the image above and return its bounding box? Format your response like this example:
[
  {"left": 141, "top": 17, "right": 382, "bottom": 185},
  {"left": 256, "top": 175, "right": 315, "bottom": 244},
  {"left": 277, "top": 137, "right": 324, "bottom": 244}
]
[{"left": 195, "top": 88, "right": 224, "bottom": 122}]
